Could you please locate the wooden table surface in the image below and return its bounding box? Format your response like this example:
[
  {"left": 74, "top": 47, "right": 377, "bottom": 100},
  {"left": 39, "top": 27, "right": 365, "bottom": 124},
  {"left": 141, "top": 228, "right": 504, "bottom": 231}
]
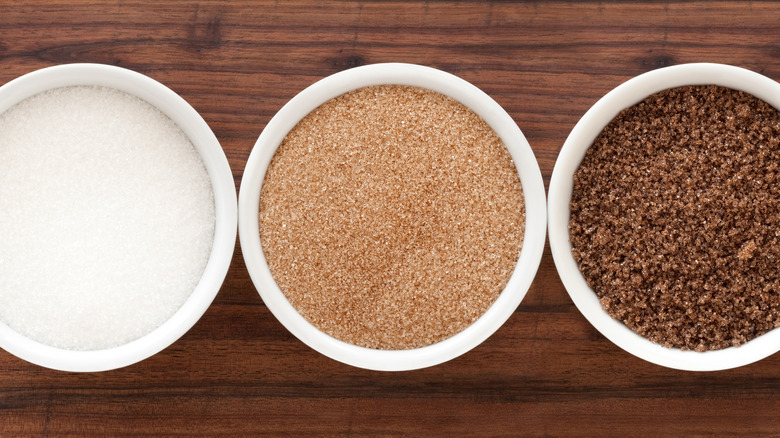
[{"left": 3, "top": 1, "right": 780, "bottom": 436}]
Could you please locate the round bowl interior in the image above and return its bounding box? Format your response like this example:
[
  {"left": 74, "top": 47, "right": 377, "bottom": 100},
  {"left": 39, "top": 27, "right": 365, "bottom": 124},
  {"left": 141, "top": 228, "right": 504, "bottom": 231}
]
[
  {"left": 549, "top": 62, "right": 780, "bottom": 371},
  {"left": 0, "top": 63, "right": 237, "bottom": 372},
  {"left": 239, "top": 63, "right": 546, "bottom": 371}
]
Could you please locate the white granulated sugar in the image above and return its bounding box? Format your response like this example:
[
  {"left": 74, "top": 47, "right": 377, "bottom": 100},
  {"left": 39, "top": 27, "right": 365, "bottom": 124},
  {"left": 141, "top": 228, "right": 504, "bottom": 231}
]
[{"left": 0, "top": 86, "right": 215, "bottom": 350}]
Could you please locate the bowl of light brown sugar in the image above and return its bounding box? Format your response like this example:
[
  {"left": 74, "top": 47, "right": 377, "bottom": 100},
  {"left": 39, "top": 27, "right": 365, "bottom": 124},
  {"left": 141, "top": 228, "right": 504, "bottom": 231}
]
[
  {"left": 549, "top": 63, "right": 780, "bottom": 371},
  {"left": 238, "top": 63, "right": 546, "bottom": 371}
]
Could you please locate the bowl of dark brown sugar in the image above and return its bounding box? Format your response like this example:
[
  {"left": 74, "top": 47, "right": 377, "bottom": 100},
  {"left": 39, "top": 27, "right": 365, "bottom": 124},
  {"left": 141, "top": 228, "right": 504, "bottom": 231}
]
[
  {"left": 239, "top": 63, "right": 546, "bottom": 371},
  {"left": 549, "top": 63, "right": 780, "bottom": 371}
]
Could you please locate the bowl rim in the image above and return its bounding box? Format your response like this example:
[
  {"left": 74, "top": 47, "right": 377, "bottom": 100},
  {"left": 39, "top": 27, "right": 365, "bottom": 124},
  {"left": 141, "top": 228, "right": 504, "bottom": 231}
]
[
  {"left": 238, "top": 62, "right": 546, "bottom": 371},
  {"left": 0, "top": 63, "right": 237, "bottom": 372},
  {"left": 548, "top": 62, "right": 780, "bottom": 371}
]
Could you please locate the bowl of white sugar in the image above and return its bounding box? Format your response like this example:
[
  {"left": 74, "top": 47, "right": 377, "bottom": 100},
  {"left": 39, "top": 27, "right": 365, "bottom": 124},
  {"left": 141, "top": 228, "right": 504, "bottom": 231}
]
[
  {"left": 0, "top": 64, "right": 236, "bottom": 371},
  {"left": 239, "top": 63, "right": 546, "bottom": 371}
]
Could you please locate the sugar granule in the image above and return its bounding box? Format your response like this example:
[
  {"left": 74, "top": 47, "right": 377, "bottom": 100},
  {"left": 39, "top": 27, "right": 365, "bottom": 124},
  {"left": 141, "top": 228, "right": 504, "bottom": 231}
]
[
  {"left": 0, "top": 86, "right": 215, "bottom": 350},
  {"left": 569, "top": 85, "right": 780, "bottom": 352},
  {"left": 259, "top": 85, "right": 525, "bottom": 350}
]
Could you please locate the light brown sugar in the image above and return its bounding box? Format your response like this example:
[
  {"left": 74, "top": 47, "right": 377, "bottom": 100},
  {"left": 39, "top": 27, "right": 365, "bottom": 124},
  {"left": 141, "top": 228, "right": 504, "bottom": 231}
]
[{"left": 259, "top": 85, "right": 525, "bottom": 349}]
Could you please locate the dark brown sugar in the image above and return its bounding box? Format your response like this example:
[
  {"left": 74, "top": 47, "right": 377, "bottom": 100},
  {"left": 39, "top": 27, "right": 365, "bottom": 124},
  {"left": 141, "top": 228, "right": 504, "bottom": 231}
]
[
  {"left": 259, "top": 85, "right": 525, "bottom": 350},
  {"left": 569, "top": 85, "right": 780, "bottom": 352}
]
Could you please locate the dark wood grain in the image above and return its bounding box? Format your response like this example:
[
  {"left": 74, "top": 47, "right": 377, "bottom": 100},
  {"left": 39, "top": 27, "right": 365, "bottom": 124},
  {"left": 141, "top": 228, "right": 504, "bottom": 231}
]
[{"left": 2, "top": 1, "right": 780, "bottom": 436}]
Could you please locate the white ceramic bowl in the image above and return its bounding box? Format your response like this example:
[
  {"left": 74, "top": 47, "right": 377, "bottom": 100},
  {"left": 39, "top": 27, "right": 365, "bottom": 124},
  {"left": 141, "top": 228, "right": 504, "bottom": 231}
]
[
  {"left": 239, "top": 63, "right": 546, "bottom": 371},
  {"left": 549, "top": 63, "right": 780, "bottom": 371},
  {"left": 0, "top": 64, "right": 237, "bottom": 372}
]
